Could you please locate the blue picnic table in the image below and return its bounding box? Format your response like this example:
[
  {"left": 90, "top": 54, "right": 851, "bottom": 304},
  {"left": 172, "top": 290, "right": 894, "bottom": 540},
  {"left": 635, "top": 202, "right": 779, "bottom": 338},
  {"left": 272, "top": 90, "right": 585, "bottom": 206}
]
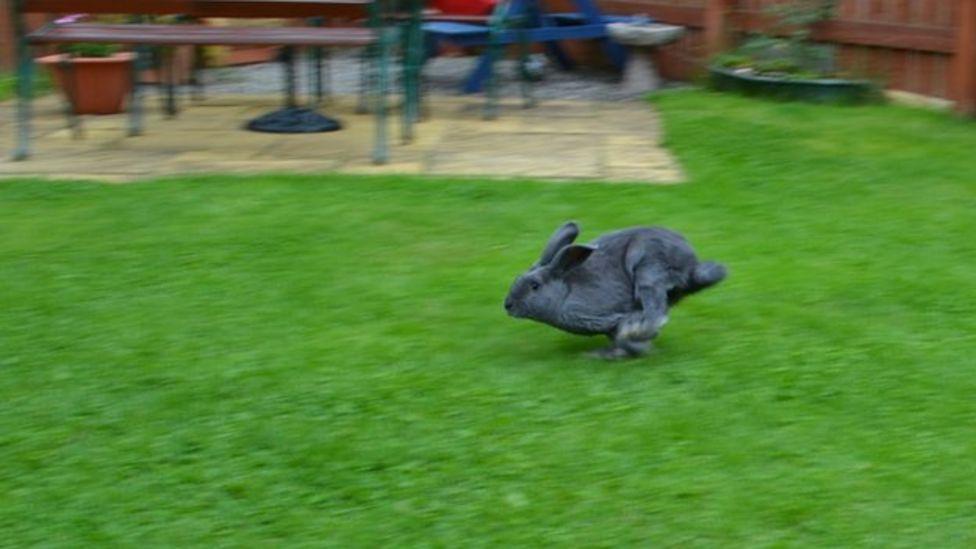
[{"left": 423, "top": 0, "right": 634, "bottom": 93}]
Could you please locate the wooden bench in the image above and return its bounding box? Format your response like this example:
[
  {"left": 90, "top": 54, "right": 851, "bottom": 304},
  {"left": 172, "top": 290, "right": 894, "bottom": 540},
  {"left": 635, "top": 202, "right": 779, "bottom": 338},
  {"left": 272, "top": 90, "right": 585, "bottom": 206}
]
[
  {"left": 28, "top": 23, "right": 377, "bottom": 48},
  {"left": 8, "top": 0, "right": 424, "bottom": 165}
]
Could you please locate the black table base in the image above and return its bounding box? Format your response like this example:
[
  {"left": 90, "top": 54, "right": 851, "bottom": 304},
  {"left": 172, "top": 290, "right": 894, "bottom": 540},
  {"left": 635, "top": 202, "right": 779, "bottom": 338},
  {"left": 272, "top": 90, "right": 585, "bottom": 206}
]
[
  {"left": 246, "top": 107, "right": 341, "bottom": 133},
  {"left": 245, "top": 46, "right": 340, "bottom": 134}
]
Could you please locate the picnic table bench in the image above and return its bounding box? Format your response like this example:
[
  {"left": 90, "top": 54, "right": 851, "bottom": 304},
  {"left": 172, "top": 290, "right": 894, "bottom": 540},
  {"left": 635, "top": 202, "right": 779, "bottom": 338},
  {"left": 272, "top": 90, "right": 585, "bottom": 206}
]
[{"left": 8, "top": 0, "right": 424, "bottom": 164}]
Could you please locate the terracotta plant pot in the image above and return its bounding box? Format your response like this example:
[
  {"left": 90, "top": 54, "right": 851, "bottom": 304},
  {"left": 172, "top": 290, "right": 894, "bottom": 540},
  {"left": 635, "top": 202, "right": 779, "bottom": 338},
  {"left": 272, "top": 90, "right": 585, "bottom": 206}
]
[{"left": 37, "top": 52, "right": 135, "bottom": 115}]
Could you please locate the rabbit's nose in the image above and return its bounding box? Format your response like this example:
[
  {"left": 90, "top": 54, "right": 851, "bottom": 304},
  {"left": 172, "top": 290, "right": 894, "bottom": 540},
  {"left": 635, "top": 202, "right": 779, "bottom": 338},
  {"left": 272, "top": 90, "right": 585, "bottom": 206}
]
[{"left": 504, "top": 298, "right": 514, "bottom": 312}]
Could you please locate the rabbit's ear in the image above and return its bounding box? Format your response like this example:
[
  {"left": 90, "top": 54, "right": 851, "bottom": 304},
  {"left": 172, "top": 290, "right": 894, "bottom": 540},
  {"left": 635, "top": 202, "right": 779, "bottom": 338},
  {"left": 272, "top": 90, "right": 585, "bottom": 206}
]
[
  {"left": 538, "top": 221, "right": 580, "bottom": 266},
  {"left": 548, "top": 244, "right": 595, "bottom": 277}
]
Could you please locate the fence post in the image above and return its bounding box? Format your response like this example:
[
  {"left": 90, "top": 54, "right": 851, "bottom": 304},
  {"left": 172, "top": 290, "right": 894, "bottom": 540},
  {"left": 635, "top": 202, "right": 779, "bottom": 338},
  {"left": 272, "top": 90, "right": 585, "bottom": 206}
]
[
  {"left": 955, "top": 0, "right": 976, "bottom": 115},
  {"left": 704, "top": 0, "right": 734, "bottom": 58}
]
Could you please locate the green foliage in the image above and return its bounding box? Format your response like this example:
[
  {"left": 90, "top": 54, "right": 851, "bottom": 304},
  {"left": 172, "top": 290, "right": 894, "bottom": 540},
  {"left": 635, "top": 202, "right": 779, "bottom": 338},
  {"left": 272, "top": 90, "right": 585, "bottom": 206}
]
[
  {"left": 1, "top": 91, "right": 975, "bottom": 545},
  {"left": 58, "top": 43, "right": 123, "bottom": 58},
  {"left": 766, "top": 0, "right": 839, "bottom": 40},
  {"left": 713, "top": 52, "right": 752, "bottom": 69},
  {"left": 716, "top": 0, "right": 842, "bottom": 79}
]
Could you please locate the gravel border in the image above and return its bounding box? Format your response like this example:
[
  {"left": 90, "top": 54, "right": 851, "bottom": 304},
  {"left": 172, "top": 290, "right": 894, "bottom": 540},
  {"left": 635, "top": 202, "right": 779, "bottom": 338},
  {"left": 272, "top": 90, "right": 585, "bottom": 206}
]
[{"left": 199, "top": 50, "right": 675, "bottom": 102}]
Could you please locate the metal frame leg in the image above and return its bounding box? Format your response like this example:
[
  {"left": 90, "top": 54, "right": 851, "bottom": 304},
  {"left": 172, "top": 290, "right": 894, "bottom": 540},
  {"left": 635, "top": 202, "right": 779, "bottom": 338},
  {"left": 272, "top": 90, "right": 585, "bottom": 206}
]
[
  {"left": 420, "top": 68, "right": 431, "bottom": 122},
  {"left": 58, "top": 57, "right": 83, "bottom": 139},
  {"left": 13, "top": 56, "right": 34, "bottom": 161},
  {"left": 282, "top": 46, "right": 298, "bottom": 109},
  {"left": 311, "top": 46, "right": 324, "bottom": 106},
  {"left": 309, "top": 17, "right": 329, "bottom": 106},
  {"left": 129, "top": 44, "right": 149, "bottom": 137},
  {"left": 401, "top": 7, "right": 424, "bottom": 139},
  {"left": 372, "top": 28, "right": 391, "bottom": 164},
  {"left": 160, "top": 47, "right": 178, "bottom": 118},
  {"left": 399, "top": 22, "right": 415, "bottom": 143},
  {"left": 419, "top": 33, "right": 436, "bottom": 121},
  {"left": 357, "top": 45, "right": 373, "bottom": 114},
  {"left": 517, "top": 25, "right": 535, "bottom": 109},
  {"left": 322, "top": 48, "right": 333, "bottom": 104},
  {"left": 483, "top": 30, "right": 501, "bottom": 120},
  {"left": 190, "top": 45, "right": 206, "bottom": 102},
  {"left": 11, "top": 1, "right": 32, "bottom": 161}
]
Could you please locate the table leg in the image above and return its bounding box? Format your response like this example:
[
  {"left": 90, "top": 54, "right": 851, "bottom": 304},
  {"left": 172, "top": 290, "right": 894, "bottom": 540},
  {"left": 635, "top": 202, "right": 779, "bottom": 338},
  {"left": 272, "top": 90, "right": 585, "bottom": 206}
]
[
  {"left": 58, "top": 57, "right": 83, "bottom": 139},
  {"left": 483, "top": 24, "right": 502, "bottom": 120},
  {"left": 11, "top": 1, "right": 32, "bottom": 160},
  {"left": 163, "top": 47, "right": 179, "bottom": 118},
  {"left": 129, "top": 44, "right": 149, "bottom": 137},
  {"left": 516, "top": 23, "right": 535, "bottom": 109},
  {"left": 400, "top": 17, "right": 421, "bottom": 143},
  {"left": 373, "top": 27, "right": 392, "bottom": 164},
  {"left": 357, "top": 45, "right": 372, "bottom": 114},
  {"left": 191, "top": 46, "right": 206, "bottom": 102},
  {"left": 310, "top": 17, "right": 326, "bottom": 106}
]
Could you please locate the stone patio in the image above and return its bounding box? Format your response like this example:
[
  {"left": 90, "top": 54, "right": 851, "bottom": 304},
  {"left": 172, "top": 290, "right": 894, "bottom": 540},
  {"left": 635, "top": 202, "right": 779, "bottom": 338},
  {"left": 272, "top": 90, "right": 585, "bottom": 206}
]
[{"left": 0, "top": 95, "right": 684, "bottom": 183}]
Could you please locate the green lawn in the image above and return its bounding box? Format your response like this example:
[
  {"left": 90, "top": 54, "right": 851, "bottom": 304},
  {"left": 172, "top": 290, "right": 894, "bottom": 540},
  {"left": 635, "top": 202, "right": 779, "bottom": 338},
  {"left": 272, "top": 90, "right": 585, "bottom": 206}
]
[
  {"left": 2, "top": 91, "right": 974, "bottom": 546},
  {"left": 0, "top": 70, "right": 51, "bottom": 102}
]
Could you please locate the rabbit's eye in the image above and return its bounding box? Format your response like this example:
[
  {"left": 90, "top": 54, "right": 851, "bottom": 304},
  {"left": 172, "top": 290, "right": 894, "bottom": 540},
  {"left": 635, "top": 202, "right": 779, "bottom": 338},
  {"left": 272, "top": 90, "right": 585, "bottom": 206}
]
[{"left": 529, "top": 280, "right": 541, "bottom": 291}]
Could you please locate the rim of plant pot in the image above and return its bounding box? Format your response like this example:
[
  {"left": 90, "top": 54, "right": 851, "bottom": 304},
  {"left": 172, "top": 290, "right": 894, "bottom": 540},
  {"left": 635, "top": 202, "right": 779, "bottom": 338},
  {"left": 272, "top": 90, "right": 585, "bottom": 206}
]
[
  {"left": 708, "top": 65, "right": 881, "bottom": 104},
  {"left": 36, "top": 52, "right": 136, "bottom": 65}
]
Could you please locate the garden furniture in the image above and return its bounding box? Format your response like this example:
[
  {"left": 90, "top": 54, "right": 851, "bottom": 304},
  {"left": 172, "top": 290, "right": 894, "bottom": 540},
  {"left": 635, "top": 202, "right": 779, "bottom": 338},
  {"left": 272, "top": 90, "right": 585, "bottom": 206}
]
[
  {"left": 422, "top": 0, "right": 632, "bottom": 96},
  {"left": 8, "top": 0, "right": 424, "bottom": 164}
]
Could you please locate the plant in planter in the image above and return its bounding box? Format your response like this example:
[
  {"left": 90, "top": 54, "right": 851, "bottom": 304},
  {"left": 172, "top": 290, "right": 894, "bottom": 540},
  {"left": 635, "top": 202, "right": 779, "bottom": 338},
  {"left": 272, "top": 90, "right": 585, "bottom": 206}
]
[
  {"left": 710, "top": 0, "right": 881, "bottom": 104},
  {"left": 37, "top": 41, "right": 135, "bottom": 115}
]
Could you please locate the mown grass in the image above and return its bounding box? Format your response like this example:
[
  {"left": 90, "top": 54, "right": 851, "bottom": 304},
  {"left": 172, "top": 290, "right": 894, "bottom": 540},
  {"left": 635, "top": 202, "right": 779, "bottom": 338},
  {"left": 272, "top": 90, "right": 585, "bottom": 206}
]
[{"left": 1, "top": 90, "right": 974, "bottom": 546}]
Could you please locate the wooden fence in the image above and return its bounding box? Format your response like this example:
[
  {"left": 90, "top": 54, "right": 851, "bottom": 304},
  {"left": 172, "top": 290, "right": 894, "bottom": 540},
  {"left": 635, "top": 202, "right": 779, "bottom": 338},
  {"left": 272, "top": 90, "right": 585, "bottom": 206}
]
[
  {"left": 3, "top": 0, "right": 975, "bottom": 112},
  {"left": 561, "top": 0, "right": 973, "bottom": 112}
]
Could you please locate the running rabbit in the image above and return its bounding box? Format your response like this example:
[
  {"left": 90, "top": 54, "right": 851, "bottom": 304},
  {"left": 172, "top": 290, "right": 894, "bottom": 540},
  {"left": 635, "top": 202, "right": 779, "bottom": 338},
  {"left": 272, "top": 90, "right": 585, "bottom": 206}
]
[{"left": 504, "top": 221, "right": 727, "bottom": 359}]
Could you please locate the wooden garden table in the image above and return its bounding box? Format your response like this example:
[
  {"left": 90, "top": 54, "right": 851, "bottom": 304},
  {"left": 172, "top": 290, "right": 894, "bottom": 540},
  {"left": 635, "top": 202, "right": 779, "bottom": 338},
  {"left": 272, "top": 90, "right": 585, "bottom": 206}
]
[{"left": 11, "top": 0, "right": 423, "bottom": 163}]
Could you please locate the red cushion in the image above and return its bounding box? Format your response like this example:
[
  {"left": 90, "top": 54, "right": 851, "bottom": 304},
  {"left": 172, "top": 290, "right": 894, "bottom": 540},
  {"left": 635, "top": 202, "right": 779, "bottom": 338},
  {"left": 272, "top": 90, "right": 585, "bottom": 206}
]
[{"left": 432, "top": 0, "right": 497, "bottom": 16}]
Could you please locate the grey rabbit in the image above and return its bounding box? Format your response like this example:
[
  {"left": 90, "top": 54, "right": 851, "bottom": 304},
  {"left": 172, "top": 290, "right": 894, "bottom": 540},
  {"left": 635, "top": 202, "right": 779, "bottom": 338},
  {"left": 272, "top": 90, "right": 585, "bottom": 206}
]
[{"left": 504, "top": 221, "right": 727, "bottom": 359}]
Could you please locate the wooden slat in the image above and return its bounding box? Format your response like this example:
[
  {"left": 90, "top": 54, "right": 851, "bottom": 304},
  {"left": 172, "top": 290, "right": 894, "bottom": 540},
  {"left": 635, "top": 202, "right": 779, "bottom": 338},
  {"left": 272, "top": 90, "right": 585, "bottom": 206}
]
[
  {"left": 704, "top": 0, "right": 732, "bottom": 55},
  {"left": 893, "top": 0, "right": 911, "bottom": 23},
  {"left": 953, "top": 0, "right": 976, "bottom": 113},
  {"left": 932, "top": 52, "right": 948, "bottom": 97},
  {"left": 890, "top": 46, "right": 907, "bottom": 90},
  {"left": 28, "top": 23, "right": 376, "bottom": 46},
  {"left": 21, "top": 0, "right": 372, "bottom": 19},
  {"left": 732, "top": 12, "right": 955, "bottom": 53},
  {"left": 816, "top": 20, "right": 954, "bottom": 53}
]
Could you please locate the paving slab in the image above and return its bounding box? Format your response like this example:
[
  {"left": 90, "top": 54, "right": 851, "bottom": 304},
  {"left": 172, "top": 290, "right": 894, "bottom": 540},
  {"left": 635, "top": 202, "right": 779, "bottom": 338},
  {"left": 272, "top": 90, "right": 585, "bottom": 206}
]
[{"left": 1, "top": 95, "right": 683, "bottom": 184}]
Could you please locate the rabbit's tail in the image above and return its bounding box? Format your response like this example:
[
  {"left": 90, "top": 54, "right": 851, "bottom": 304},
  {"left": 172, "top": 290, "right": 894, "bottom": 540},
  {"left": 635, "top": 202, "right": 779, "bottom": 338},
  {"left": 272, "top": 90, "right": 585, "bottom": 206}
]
[{"left": 686, "top": 261, "right": 727, "bottom": 294}]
